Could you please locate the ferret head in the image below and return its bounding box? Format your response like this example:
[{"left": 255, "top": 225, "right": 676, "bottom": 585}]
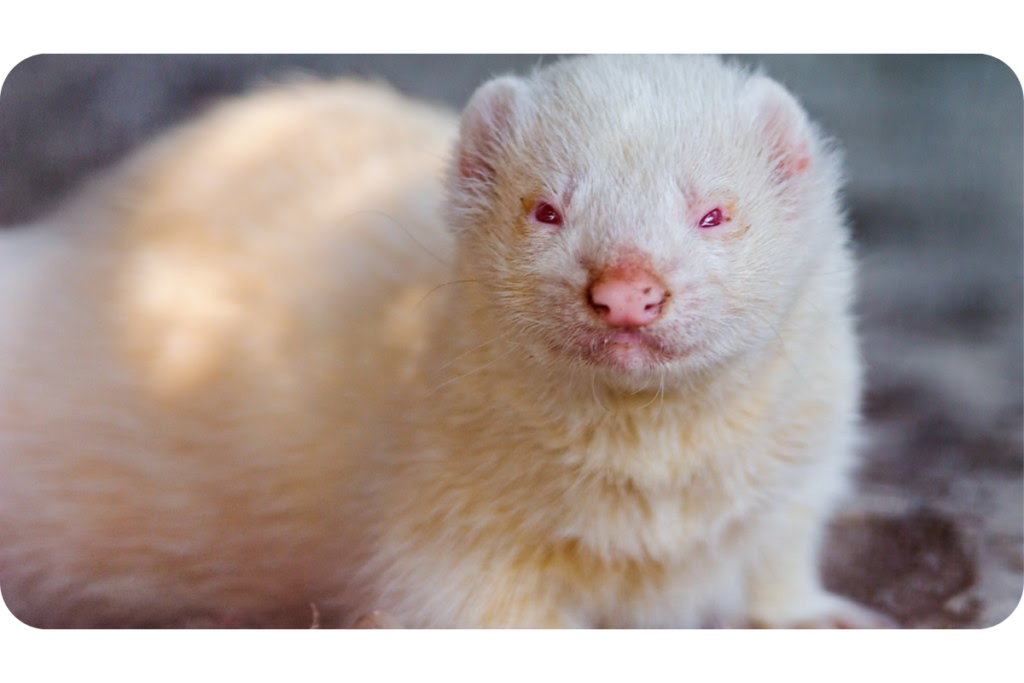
[{"left": 447, "top": 55, "right": 848, "bottom": 393}]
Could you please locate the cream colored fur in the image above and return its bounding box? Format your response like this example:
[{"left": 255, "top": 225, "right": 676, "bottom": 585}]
[{"left": 0, "top": 56, "right": 880, "bottom": 628}]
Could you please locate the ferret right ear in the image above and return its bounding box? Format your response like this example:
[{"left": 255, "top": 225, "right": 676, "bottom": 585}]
[
  {"left": 457, "top": 76, "right": 527, "bottom": 185},
  {"left": 743, "top": 76, "right": 815, "bottom": 182}
]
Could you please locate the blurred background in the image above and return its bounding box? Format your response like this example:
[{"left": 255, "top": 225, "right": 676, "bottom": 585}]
[{"left": 0, "top": 54, "right": 1020, "bottom": 628}]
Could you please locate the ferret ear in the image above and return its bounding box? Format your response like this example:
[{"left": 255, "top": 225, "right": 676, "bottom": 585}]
[
  {"left": 457, "top": 76, "right": 528, "bottom": 184},
  {"left": 744, "top": 76, "right": 815, "bottom": 181}
]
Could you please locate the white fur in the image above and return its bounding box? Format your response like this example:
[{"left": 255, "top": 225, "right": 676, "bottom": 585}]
[{"left": 0, "top": 56, "right": 878, "bottom": 628}]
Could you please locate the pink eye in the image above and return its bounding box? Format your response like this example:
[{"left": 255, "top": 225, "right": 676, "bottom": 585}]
[
  {"left": 532, "top": 202, "right": 564, "bottom": 226},
  {"left": 699, "top": 208, "right": 724, "bottom": 229}
]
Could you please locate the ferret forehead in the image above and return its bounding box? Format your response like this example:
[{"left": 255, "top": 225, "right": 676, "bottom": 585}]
[
  {"left": 522, "top": 56, "right": 752, "bottom": 170},
  {"left": 531, "top": 55, "right": 747, "bottom": 125},
  {"left": 537, "top": 54, "right": 736, "bottom": 87}
]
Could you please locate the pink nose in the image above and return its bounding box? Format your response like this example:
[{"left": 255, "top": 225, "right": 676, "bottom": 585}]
[{"left": 588, "top": 275, "right": 667, "bottom": 327}]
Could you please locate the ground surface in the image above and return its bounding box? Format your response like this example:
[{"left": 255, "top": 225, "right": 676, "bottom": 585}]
[{"left": 1, "top": 54, "right": 1021, "bottom": 628}]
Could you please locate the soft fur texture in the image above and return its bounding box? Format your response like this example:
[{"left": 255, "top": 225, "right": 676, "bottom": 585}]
[{"left": 0, "top": 56, "right": 882, "bottom": 628}]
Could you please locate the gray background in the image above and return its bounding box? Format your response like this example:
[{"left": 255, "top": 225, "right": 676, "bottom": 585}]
[{"left": 1, "top": 54, "right": 1021, "bottom": 628}]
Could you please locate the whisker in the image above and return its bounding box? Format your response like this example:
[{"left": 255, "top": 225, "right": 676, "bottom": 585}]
[
  {"left": 746, "top": 308, "right": 805, "bottom": 383},
  {"left": 639, "top": 371, "right": 664, "bottom": 411},
  {"left": 591, "top": 372, "right": 608, "bottom": 413},
  {"left": 427, "top": 344, "right": 520, "bottom": 397},
  {"left": 436, "top": 331, "right": 510, "bottom": 373},
  {"left": 630, "top": 368, "right": 658, "bottom": 396},
  {"left": 345, "top": 208, "right": 451, "bottom": 267},
  {"left": 414, "top": 279, "right": 480, "bottom": 310}
]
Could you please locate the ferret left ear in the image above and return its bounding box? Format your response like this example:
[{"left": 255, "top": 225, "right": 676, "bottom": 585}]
[
  {"left": 457, "top": 76, "right": 528, "bottom": 185},
  {"left": 744, "top": 76, "right": 815, "bottom": 181}
]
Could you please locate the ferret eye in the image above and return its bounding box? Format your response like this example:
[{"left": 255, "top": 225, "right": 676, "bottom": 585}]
[
  {"left": 532, "top": 202, "right": 564, "bottom": 226},
  {"left": 699, "top": 208, "right": 723, "bottom": 229}
]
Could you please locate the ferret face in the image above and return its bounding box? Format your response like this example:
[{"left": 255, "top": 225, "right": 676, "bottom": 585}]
[{"left": 450, "top": 56, "right": 846, "bottom": 392}]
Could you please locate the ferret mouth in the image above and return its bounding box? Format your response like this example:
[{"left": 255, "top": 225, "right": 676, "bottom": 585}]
[
  {"left": 602, "top": 329, "right": 651, "bottom": 347},
  {"left": 578, "top": 328, "right": 682, "bottom": 371}
]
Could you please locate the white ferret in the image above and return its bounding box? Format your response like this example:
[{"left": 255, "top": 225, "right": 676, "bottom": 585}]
[{"left": 0, "top": 55, "right": 890, "bottom": 628}]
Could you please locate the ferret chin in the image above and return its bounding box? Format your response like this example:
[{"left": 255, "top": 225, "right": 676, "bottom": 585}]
[{"left": 0, "top": 55, "right": 894, "bottom": 629}]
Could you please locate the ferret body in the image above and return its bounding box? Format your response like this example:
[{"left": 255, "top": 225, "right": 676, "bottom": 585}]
[{"left": 0, "top": 56, "right": 883, "bottom": 628}]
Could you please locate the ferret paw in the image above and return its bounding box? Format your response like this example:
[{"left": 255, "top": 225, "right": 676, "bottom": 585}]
[
  {"left": 350, "top": 610, "right": 404, "bottom": 629},
  {"left": 752, "top": 593, "right": 898, "bottom": 629}
]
